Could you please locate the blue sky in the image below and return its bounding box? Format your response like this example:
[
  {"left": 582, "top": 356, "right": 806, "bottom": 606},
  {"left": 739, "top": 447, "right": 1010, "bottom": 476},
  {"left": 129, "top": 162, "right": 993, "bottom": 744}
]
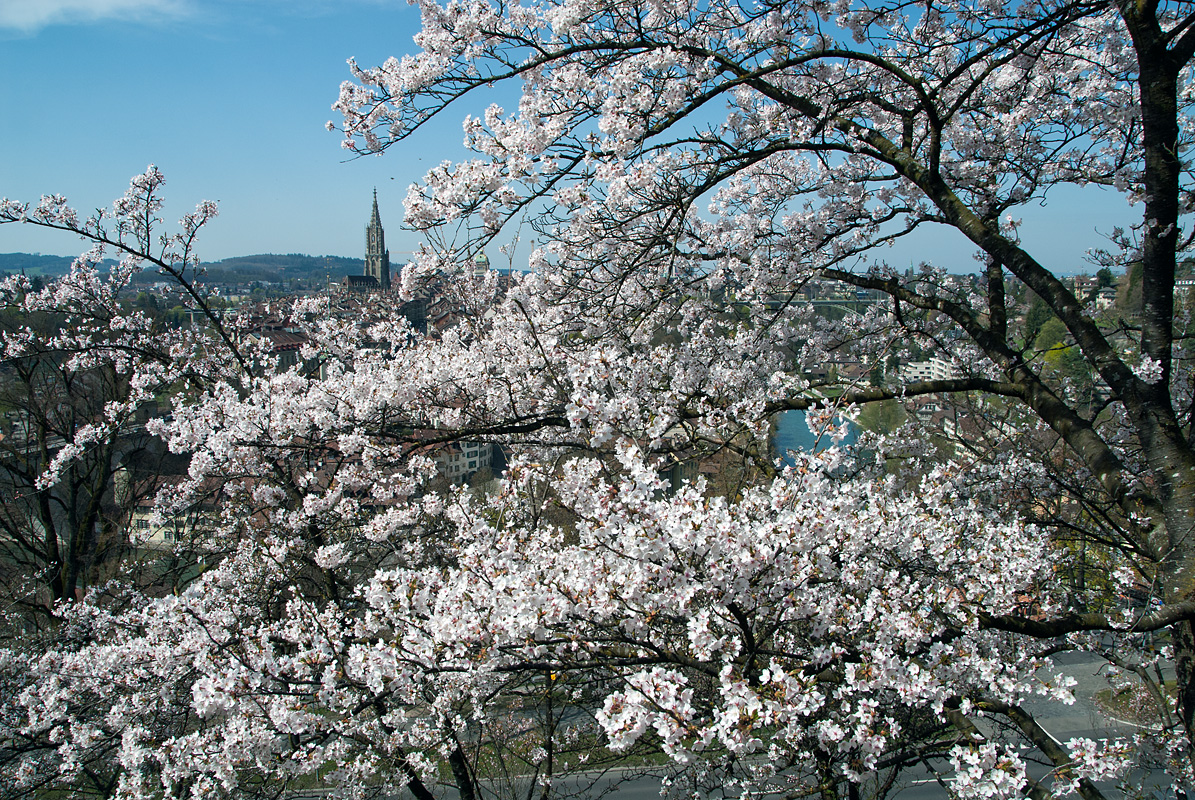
[
  {"left": 0, "top": 0, "right": 475, "bottom": 262},
  {"left": 0, "top": 0, "right": 1135, "bottom": 273}
]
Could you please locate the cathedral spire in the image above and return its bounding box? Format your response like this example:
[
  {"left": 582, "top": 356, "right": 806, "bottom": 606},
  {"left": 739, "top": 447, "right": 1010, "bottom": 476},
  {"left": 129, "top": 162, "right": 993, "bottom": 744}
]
[{"left": 370, "top": 187, "right": 382, "bottom": 228}]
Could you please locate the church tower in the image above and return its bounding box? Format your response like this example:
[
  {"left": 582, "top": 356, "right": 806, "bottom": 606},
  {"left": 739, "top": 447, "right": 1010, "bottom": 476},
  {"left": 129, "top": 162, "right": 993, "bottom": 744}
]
[{"left": 364, "top": 189, "right": 391, "bottom": 290}]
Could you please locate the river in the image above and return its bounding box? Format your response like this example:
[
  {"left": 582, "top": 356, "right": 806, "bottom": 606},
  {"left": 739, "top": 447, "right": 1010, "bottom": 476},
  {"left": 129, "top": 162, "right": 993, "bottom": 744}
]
[{"left": 772, "top": 409, "right": 857, "bottom": 464}]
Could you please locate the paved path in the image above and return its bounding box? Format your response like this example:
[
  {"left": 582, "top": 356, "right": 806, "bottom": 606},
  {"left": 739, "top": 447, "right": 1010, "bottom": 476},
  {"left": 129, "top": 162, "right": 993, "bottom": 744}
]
[{"left": 431, "top": 651, "right": 1170, "bottom": 799}]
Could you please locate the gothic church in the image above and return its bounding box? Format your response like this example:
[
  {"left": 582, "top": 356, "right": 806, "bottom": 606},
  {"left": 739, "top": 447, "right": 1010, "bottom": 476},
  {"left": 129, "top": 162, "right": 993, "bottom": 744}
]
[{"left": 364, "top": 188, "right": 391, "bottom": 290}]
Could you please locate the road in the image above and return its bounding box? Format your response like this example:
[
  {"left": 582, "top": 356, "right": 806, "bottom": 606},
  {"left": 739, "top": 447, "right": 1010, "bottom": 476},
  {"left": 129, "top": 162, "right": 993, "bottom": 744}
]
[{"left": 429, "top": 652, "right": 1172, "bottom": 799}]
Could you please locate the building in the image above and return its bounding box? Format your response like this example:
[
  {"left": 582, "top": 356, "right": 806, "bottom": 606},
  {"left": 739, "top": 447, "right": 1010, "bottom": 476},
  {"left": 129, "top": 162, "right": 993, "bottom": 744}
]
[
  {"left": 344, "top": 274, "right": 381, "bottom": 292},
  {"left": 472, "top": 251, "right": 490, "bottom": 278},
  {"left": 364, "top": 189, "right": 391, "bottom": 290},
  {"left": 902, "top": 357, "right": 959, "bottom": 383},
  {"left": 432, "top": 441, "right": 495, "bottom": 482},
  {"left": 119, "top": 469, "right": 218, "bottom": 548},
  {"left": 247, "top": 328, "right": 310, "bottom": 373}
]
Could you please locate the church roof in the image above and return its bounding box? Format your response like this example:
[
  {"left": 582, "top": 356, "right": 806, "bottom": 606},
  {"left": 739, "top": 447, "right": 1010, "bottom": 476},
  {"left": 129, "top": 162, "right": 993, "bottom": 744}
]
[{"left": 346, "top": 274, "right": 380, "bottom": 288}]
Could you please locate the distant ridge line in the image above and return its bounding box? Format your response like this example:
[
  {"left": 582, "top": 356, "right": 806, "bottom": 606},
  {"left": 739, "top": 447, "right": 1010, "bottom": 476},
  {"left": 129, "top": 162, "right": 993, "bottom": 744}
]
[{"left": 0, "top": 252, "right": 369, "bottom": 282}]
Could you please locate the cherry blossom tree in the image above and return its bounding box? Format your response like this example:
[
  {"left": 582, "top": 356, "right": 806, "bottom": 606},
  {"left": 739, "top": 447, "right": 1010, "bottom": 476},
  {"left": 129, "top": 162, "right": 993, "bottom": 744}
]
[
  {"left": 0, "top": 168, "right": 243, "bottom": 620},
  {"left": 0, "top": 170, "right": 256, "bottom": 799},
  {"left": 7, "top": 0, "right": 1195, "bottom": 797},
  {"left": 324, "top": 0, "right": 1195, "bottom": 793}
]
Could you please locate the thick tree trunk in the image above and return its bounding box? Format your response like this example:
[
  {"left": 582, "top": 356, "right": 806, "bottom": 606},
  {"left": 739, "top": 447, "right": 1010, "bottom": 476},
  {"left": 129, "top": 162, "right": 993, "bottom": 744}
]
[
  {"left": 448, "top": 739, "right": 476, "bottom": 800},
  {"left": 1173, "top": 622, "right": 1195, "bottom": 752},
  {"left": 1156, "top": 452, "right": 1195, "bottom": 758},
  {"left": 1127, "top": 12, "right": 1195, "bottom": 758}
]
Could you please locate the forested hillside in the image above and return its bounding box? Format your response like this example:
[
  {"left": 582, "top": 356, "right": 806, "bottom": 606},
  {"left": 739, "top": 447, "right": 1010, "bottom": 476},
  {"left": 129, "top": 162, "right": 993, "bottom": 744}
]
[{"left": 0, "top": 252, "right": 365, "bottom": 283}]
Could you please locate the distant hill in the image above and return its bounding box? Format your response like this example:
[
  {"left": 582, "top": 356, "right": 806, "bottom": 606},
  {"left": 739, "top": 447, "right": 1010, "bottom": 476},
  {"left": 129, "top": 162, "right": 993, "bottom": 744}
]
[
  {"left": 0, "top": 252, "right": 370, "bottom": 285},
  {"left": 0, "top": 252, "right": 82, "bottom": 277},
  {"left": 201, "top": 254, "right": 366, "bottom": 283}
]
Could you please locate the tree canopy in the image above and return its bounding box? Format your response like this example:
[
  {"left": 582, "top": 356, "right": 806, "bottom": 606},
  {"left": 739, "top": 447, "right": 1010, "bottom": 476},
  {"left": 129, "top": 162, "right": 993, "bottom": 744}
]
[{"left": 4, "top": 0, "right": 1195, "bottom": 798}]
